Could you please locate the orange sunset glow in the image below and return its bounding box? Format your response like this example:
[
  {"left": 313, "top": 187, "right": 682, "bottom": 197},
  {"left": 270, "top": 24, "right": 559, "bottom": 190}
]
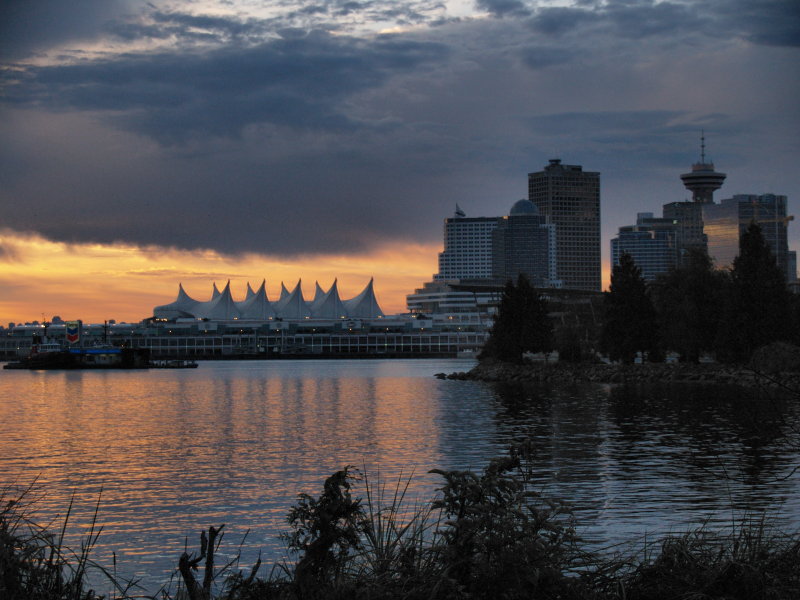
[{"left": 0, "top": 229, "right": 440, "bottom": 325}]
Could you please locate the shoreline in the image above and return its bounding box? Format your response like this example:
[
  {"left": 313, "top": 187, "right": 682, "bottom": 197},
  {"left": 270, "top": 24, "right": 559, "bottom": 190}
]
[{"left": 439, "top": 359, "right": 800, "bottom": 389}]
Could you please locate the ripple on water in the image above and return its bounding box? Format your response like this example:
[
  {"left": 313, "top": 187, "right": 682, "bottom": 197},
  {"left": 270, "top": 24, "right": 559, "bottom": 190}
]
[{"left": 2, "top": 360, "right": 798, "bottom": 593}]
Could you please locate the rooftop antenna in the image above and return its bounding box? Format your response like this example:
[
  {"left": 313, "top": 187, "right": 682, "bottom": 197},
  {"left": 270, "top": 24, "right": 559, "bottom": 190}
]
[{"left": 700, "top": 129, "right": 706, "bottom": 163}]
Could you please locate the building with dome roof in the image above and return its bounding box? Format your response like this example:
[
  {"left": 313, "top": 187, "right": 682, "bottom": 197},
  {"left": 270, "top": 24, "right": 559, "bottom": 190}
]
[
  {"left": 408, "top": 199, "right": 561, "bottom": 318},
  {"left": 492, "top": 199, "right": 559, "bottom": 287}
]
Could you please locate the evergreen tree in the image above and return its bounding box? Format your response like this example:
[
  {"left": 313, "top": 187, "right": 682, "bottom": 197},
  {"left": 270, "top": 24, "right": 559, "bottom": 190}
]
[
  {"left": 480, "top": 274, "right": 552, "bottom": 364},
  {"left": 651, "top": 248, "right": 727, "bottom": 362},
  {"left": 600, "top": 253, "right": 658, "bottom": 363},
  {"left": 716, "top": 222, "right": 791, "bottom": 363}
]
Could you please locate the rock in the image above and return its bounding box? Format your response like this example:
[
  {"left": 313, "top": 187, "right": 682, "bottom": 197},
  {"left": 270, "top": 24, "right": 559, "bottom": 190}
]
[{"left": 749, "top": 342, "right": 800, "bottom": 374}]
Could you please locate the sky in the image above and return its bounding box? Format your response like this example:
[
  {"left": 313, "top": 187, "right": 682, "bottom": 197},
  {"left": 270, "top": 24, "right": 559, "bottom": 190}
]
[{"left": 1, "top": 0, "right": 798, "bottom": 324}]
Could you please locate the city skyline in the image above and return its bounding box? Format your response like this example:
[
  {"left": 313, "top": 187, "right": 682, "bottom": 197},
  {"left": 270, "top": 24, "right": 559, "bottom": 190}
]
[{"left": 1, "top": 1, "right": 798, "bottom": 323}]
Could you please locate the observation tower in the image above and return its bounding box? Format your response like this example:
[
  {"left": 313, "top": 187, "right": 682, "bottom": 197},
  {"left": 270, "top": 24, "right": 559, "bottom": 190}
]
[{"left": 680, "top": 133, "right": 726, "bottom": 203}]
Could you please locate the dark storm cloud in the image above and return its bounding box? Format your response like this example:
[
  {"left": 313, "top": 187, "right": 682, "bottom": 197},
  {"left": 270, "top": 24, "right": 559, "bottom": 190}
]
[
  {"left": 0, "top": 0, "right": 133, "bottom": 60},
  {"left": 525, "top": 111, "right": 737, "bottom": 164},
  {"left": 108, "top": 10, "right": 272, "bottom": 44},
  {"left": 525, "top": 0, "right": 799, "bottom": 47},
  {"left": 0, "top": 1, "right": 798, "bottom": 259},
  {"left": 4, "top": 31, "right": 447, "bottom": 143},
  {"left": 722, "top": 0, "right": 800, "bottom": 47},
  {"left": 476, "top": 0, "right": 531, "bottom": 18},
  {"left": 519, "top": 46, "right": 575, "bottom": 69}
]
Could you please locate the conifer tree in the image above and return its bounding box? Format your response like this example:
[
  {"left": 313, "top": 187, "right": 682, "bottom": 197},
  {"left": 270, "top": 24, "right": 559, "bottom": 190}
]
[
  {"left": 480, "top": 274, "right": 552, "bottom": 364},
  {"left": 652, "top": 248, "right": 727, "bottom": 362},
  {"left": 716, "top": 222, "right": 791, "bottom": 363},
  {"left": 600, "top": 253, "right": 658, "bottom": 363}
]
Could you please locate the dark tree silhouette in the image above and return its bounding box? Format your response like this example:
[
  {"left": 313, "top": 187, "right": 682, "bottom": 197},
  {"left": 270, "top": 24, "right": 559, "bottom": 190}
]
[
  {"left": 716, "top": 222, "right": 791, "bottom": 363},
  {"left": 652, "top": 248, "right": 727, "bottom": 362},
  {"left": 600, "top": 253, "right": 658, "bottom": 363},
  {"left": 480, "top": 274, "right": 552, "bottom": 364}
]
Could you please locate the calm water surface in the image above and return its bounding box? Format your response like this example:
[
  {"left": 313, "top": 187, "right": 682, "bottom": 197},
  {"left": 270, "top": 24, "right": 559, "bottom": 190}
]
[{"left": 2, "top": 359, "right": 799, "bottom": 593}]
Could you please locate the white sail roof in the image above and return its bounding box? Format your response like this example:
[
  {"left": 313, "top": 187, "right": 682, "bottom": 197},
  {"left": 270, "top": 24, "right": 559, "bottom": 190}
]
[
  {"left": 273, "top": 280, "right": 311, "bottom": 319},
  {"left": 344, "top": 278, "right": 384, "bottom": 318},
  {"left": 238, "top": 280, "right": 276, "bottom": 319},
  {"left": 310, "top": 279, "right": 348, "bottom": 319},
  {"left": 278, "top": 282, "right": 290, "bottom": 303},
  {"left": 196, "top": 281, "right": 242, "bottom": 320},
  {"left": 153, "top": 283, "right": 201, "bottom": 318},
  {"left": 152, "top": 278, "right": 383, "bottom": 321},
  {"left": 311, "top": 281, "right": 325, "bottom": 305}
]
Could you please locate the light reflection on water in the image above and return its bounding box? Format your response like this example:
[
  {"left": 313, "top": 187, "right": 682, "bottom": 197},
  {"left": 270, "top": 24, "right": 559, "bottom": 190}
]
[{"left": 1, "top": 359, "right": 798, "bottom": 593}]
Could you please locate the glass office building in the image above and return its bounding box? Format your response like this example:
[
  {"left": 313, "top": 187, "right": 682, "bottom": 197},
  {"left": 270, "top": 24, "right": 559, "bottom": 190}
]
[
  {"left": 703, "top": 194, "right": 794, "bottom": 281},
  {"left": 610, "top": 213, "right": 679, "bottom": 281}
]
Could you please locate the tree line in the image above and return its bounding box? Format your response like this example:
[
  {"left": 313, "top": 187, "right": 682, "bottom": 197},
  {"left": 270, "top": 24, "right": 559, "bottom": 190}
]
[{"left": 481, "top": 222, "right": 797, "bottom": 365}]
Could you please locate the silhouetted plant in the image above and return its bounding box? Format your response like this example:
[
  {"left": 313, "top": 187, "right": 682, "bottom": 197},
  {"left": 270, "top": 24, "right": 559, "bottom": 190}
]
[
  {"left": 600, "top": 253, "right": 658, "bottom": 363},
  {"left": 480, "top": 274, "right": 552, "bottom": 364},
  {"left": 555, "top": 322, "right": 586, "bottom": 363},
  {"left": 0, "top": 484, "right": 136, "bottom": 600},
  {"left": 283, "top": 467, "right": 366, "bottom": 595},
  {"left": 651, "top": 247, "right": 727, "bottom": 363},
  {"left": 429, "top": 442, "right": 583, "bottom": 599},
  {"left": 716, "top": 222, "right": 792, "bottom": 363}
]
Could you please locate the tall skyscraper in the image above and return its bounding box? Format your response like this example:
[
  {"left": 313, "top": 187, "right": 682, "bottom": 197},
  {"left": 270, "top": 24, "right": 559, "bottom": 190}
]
[
  {"left": 703, "top": 193, "right": 794, "bottom": 281},
  {"left": 528, "top": 159, "right": 601, "bottom": 291},
  {"left": 435, "top": 206, "right": 499, "bottom": 280}
]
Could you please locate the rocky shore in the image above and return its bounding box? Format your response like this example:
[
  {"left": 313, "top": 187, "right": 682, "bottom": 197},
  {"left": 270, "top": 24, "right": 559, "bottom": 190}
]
[{"left": 437, "top": 360, "right": 800, "bottom": 390}]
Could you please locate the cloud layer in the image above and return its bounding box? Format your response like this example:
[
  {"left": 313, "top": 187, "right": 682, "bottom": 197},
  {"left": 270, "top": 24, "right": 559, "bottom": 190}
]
[{"left": 1, "top": 0, "right": 799, "bottom": 259}]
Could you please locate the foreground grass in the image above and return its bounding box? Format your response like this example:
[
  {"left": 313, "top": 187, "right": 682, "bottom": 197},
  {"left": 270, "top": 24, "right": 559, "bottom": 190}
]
[{"left": 3, "top": 447, "right": 799, "bottom": 600}]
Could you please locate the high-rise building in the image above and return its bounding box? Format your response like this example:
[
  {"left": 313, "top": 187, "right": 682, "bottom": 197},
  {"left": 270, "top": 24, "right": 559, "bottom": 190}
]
[
  {"left": 435, "top": 206, "right": 499, "bottom": 280},
  {"left": 610, "top": 213, "right": 679, "bottom": 281},
  {"left": 528, "top": 159, "right": 601, "bottom": 291},
  {"left": 491, "top": 199, "right": 559, "bottom": 287},
  {"left": 703, "top": 193, "right": 794, "bottom": 281}
]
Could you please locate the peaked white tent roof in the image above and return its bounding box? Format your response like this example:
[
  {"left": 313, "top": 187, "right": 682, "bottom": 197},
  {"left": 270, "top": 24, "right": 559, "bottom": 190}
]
[
  {"left": 344, "top": 278, "right": 384, "bottom": 318},
  {"left": 195, "top": 281, "right": 242, "bottom": 320},
  {"left": 273, "top": 280, "right": 311, "bottom": 319},
  {"left": 311, "top": 281, "right": 326, "bottom": 305},
  {"left": 238, "top": 280, "right": 276, "bottom": 319},
  {"left": 153, "top": 283, "right": 202, "bottom": 319},
  {"left": 278, "top": 282, "right": 290, "bottom": 303},
  {"left": 310, "top": 279, "right": 348, "bottom": 319},
  {"left": 153, "top": 278, "right": 384, "bottom": 321}
]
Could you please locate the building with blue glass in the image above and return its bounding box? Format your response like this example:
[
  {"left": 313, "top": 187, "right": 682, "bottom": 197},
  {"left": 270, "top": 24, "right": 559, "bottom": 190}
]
[{"left": 610, "top": 213, "right": 679, "bottom": 281}]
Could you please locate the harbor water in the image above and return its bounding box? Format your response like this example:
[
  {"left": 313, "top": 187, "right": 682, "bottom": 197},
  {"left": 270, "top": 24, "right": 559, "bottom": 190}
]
[{"left": 1, "top": 358, "right": 799, "bottom": 593}]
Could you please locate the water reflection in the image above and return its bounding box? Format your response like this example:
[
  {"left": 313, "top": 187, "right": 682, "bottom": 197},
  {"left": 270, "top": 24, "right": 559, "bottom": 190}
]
[
  {"left": 1, "top": 360, "right": 798, "bottom": 593},
  {"left": 486, "top": 381, "right": 800, "bottom": 545}
]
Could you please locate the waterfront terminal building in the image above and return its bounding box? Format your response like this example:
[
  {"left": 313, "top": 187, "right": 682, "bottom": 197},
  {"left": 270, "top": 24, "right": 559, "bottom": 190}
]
[{"left": 0, "top": 278, "right": 489, "bottom": 360}]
